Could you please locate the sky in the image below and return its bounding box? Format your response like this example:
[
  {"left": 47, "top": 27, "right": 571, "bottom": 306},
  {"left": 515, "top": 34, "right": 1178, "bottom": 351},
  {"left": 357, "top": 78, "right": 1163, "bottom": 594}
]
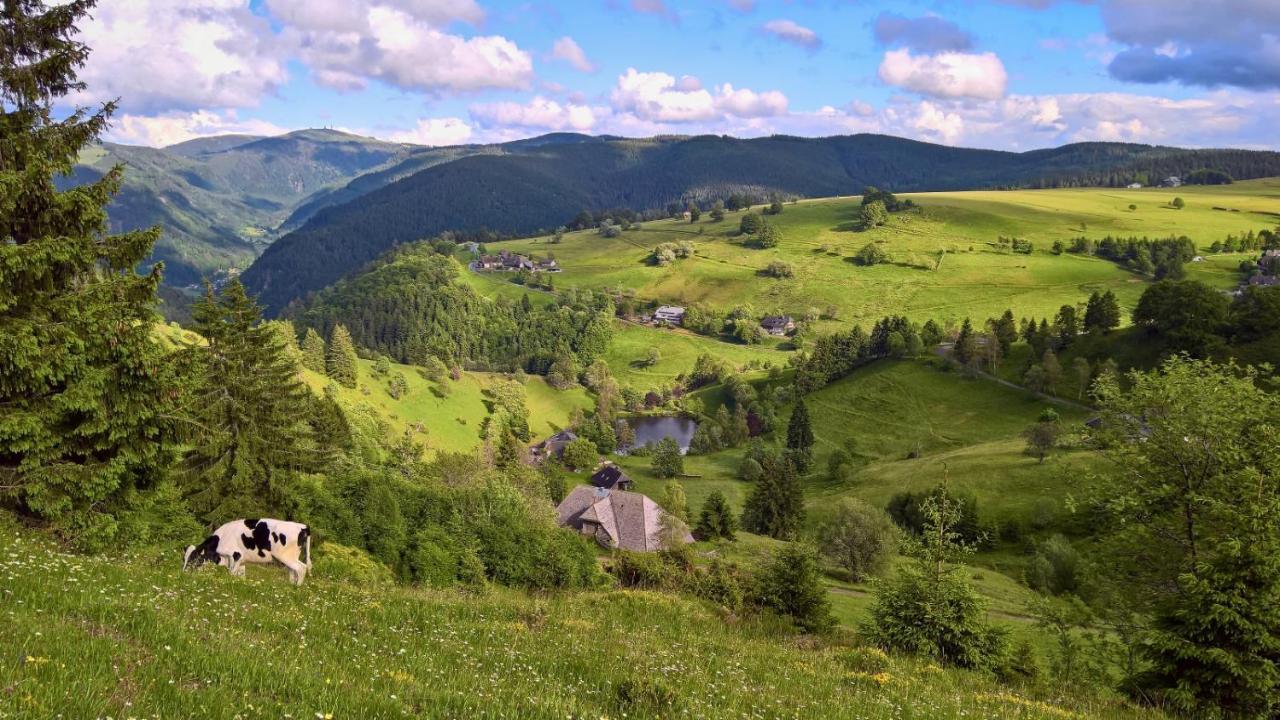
[{"left": 72, "top": 0, "right": 1280, "bottom": 151}]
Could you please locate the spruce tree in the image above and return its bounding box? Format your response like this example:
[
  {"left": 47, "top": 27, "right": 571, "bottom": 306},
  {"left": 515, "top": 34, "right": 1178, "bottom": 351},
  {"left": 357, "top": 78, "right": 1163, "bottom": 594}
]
[
  {"left": 695, "top": 491, "right": 738, "bottom": 541},
  {"left": 179, "top": 280, "right": 317, "bottom": 521},
  {"left": 954, "top": 318, "right": 977, "bottom": 365},
  {"left": 0, "top": 0, "right": 178, "bottom": 546},
  {"left": 742, "top": 452, "right": 804, "bottom": 539},
  {"left": 301, "top": 327, "right": 326, "bottom": 373},
  {"left": 786, "top": 400, "right": 815, "bottom": 473},
  {"left": 327, "top": 323, "right": 359, "bottom": 388}
]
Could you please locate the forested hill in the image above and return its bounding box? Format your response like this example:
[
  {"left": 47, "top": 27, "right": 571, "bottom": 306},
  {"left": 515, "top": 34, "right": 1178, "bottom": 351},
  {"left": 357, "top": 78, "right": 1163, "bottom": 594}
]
[
  {"left": 241, "top": 133, "right": 1280, "bottom": 314},
  {"left": 70, "top": 129, "right": 415, "bottom": 286}
]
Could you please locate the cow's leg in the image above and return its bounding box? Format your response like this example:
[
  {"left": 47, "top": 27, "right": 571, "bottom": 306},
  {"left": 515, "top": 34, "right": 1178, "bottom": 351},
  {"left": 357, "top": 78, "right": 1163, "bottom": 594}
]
[
  {"left": 224, "top": 554, "right": 246, "bottom": 577},
  {"left": 278, "top": 557, "right": 306, "bottom": 586}
]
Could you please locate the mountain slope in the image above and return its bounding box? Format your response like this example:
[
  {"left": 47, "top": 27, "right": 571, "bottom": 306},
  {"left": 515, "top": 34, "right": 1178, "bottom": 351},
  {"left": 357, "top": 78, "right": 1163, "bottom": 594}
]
[
  {"left": 241, "top": 133, "right": 1280, "bottom": 313},
  {"left": 76, "top": 130, "right": 415, "bottom": 285}
]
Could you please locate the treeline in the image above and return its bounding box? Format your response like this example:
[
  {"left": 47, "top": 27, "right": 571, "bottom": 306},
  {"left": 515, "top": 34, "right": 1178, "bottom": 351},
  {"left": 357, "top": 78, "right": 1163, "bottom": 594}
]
[
  {"left": 793, "top": 316, "right": 945, "bottom": 392},
  {"left": 1058, "top": 234, "right": 1197, "bottom": 278},
  {"left": 288, "top": 245, "right": 613, "bottom": 375}
]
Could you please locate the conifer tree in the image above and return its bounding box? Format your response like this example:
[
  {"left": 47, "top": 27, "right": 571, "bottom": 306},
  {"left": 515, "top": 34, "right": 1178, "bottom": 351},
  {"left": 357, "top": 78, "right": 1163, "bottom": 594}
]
[
  {"left": 301, "top": 327, "right": 327, "bottom": 373},
  {"left": 742, "top": 452, "right": 804, "bottom": 539},
  {"left": 786, "top": 399, "right": 815, "bottom": 473},
  {"left": 0, "top": 0, "right": 178, "bottom": 546},
  {"left": 179, "top": 280, "right": 317, "bottom": 521},
  {"left": 327, "top": 323, "right": 359, "bottom": 388},
  {"left": 953, "top": 318, "right": 977, "bottom": 365},
  {"left": 695, "top": 491, "right": 738, "bottom": 541}
]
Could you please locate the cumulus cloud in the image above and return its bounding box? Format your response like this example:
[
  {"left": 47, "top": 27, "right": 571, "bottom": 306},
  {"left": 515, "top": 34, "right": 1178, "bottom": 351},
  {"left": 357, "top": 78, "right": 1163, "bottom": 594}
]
[
  {"left": 383, "top": 117, "right": 475, "bottom": 145},
  {"left": 873, "top": 13, "right": 974, "bottom": 53},
  {"left": 106, "top": 111, "right": 291, "bottom": 147},
  {"left": 75, "top": 0, "right": 287, "bottom": 113},
  {"left": 878, "top": 49, "right": 1008, "bottom": 100},
  {"left": 470, "top": 96, "right": 597, "bottom": 132},
  {"left": 715, "top": 84, "right": 788, "bottom": 118},
  {"left": 610, "top": 68, "right": 716, "bottom": 122},
  {"left": 1101, "top": 0, "right": 1280, "bottom": 89},
  {"left": 761, "top": 19, "right": 822, "bottom": 51},
  {"left": 608, "top": 69, "right": 788, "bottom": 123},
  {"left": 268, "top": 0, "right": 533, "bottom": 93},
  {"left": 550, "top": 37, "right": 597, "bottom": 73}
]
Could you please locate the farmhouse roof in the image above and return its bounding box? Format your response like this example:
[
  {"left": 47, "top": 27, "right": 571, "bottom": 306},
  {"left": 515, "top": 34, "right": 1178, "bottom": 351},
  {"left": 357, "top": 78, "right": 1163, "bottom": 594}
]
[
  {"left": 760, "top": 315, "right": 793, "bottom": 329},
  {"left": 589, "top": 463, "right": 632, "bottom": 490},
  {"left": 556, "top": 486, "right": 692, "bottom": 552}
]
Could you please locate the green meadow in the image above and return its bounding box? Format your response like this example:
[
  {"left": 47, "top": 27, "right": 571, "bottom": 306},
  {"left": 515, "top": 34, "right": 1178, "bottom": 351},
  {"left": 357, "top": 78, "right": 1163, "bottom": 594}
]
[
  {"left": 297, "top": 357, "right": 592, "bottom": 456},
  {"left": 484, "top": 181, "right": 1280, "bottom": 330},
  {"left": 0, "top": 525, "right": 1158, "bottom": 720}
]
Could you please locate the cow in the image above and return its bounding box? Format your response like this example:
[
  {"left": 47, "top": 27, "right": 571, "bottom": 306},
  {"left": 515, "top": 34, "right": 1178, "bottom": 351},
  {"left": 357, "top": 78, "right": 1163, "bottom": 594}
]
[{"left": 183, "top": 518, "right": 312, "bottom": 585}]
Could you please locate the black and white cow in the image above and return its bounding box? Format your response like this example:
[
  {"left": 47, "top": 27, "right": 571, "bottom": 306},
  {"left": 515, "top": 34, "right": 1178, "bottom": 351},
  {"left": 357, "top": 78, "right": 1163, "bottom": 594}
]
[{"left": 183, "top": 519, "right": 312, "bottom": 585}]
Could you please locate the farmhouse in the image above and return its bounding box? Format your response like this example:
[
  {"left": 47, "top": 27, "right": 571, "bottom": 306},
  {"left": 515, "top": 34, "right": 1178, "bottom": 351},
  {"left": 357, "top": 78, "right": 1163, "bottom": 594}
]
[
  {"left": 1160, "top": 176, "right": 1183, "bottom": 187},
  {"left": 530, "top": 429, "right": 577, "bottom": 461},
  {"left": 653, "top": 305, "right": 686, "bottom": 326},
  {"left": 589, "top": 462, "right": 633, "bottom": 491},
  {"left": 760, "top": 315, "right": 795, "bottom": 336},
  {"left": 556, "top": 485, "right": 693, "bottom": 551},
  {"left": 476, "top": 249, "right": 560, "bottom": 273}
]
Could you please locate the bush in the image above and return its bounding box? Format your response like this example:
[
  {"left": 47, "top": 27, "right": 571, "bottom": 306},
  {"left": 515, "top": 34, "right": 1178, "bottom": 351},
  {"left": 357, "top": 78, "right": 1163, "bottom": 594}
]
[
  {"left": 691, "top": 560, "right": 746, "bottom": 611},
  {"left": 406, "top": 526, "right": 486, "bottom": 587},
  {"left": 1024, "top": 534, "right": 1081, "bottom": 595},
  {"left": 814, "top": 498, "right": 898, "bottom": 582},
  {"left": 762, "top": 260, "right": 794, "bottom": 278},
  {"left": 560, "top": 437, "right": 598, "bottom": 470},
  {"left": 738, "top": 457, "right": 763, "bottom": 481},
  {"left": 753, "top": 543, "right": 835, "bottom": 633},
  {"left": 651, "top": 436, "right": 684, "bottom": 478},
  {"left": 838, "top": 646, "right": 891, "bottom": 674},
  {"left": 313, "top": 543, "right": 395, "bottom": 586},
  {"left": 612, "top": 550, "right": 674, "bottom": 589},
  {"left": 855, "top": 243, "right": 888, "bottom": 266}
]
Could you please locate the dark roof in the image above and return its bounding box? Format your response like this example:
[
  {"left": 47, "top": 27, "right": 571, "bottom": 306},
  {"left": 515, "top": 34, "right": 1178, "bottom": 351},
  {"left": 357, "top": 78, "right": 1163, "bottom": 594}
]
[
  {"left": 590, "top": 464, "right": 631, "bottom": 490},
  {"left": 760, "top": 315, "right": 793, "bottom": 328}
]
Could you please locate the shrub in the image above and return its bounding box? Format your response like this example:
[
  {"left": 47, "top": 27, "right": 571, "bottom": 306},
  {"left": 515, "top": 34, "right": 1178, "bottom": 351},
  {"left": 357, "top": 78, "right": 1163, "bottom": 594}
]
[
  {"left": 560, "top": 437, "right": 598, "bottom": 470},
  {"left": 738, "top": 457, "right": 763, "bottom": 481},
  {"left": 651, "top": 436, "right": 684, "bottom": 478},
  {"left": 814, "top": 498, "right": 898, "bottom": 582},
  {"left": 695, "top": 491, "right": 738, "bottom": 541},
  {"left": 406, "top": 526, "right": 486, "bottom": 587},
  {"left": 855, "top": 243, "right": 888, "bottom": 266},
  {"left": 838, "top": 646, "right": 891, "bottom": 674},
  {"left": 752, "top": 543, "right": 835, "bottom": 633},
  {"left": 1024, "top": 534, "right": 1081, "bottom": 595},
  {"left": 762, "top": 260, "right": 794, "bottom": 278},
  {"left": 313, "top": 543, "right": 395, "bottom": 586},
  {"left": 612, "top": 550, "right": 673, "bottom": 589}
]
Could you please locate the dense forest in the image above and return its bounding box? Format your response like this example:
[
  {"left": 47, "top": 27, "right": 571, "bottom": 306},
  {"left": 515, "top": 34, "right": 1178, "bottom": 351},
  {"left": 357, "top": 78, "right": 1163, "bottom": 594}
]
[
  {"left": 242, "top": 135, "right": 1280, "bottom": 313},
  {"left": 288, "top": 245, "right": 615, "bottom": 374}
]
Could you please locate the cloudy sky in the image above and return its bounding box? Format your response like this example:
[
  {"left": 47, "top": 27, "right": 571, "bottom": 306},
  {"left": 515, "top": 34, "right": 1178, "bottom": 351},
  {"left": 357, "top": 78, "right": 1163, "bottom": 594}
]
[{"left": 74, "top": 0, "right": 1280, "bottom": 150}]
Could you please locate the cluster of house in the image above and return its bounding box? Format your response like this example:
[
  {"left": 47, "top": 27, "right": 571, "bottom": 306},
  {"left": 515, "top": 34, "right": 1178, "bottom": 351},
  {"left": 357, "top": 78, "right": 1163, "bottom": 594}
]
[
  {"left": 640, "top": 305, "right": 796, "bottom": 336},
  {"left": 474, "top": 249, "right": 559, "bottom": 273}
]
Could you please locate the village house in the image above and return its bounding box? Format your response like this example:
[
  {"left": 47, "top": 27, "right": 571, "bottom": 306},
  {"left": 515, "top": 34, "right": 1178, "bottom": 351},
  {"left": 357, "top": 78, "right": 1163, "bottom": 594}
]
[
  {"left": 760, "top": 315, "right": 795, "bottom": 336},
  {"left": 1160, "top": 176, "right": 1183, "bottom": 187},
  {"left": 475, "top": 249, "right": 558, "bottom": 273},
  {"left": 653, "top": 305, "right": 686, "bottom": 326},
  {"left": 530, "top": 429, "right": 577, "bottom": 462},
  {"left": 556, "top": 485, "right": 693, "bottom": 552},
  {"left": 589, "top": 463, "right": 633, "bottom": 491}
]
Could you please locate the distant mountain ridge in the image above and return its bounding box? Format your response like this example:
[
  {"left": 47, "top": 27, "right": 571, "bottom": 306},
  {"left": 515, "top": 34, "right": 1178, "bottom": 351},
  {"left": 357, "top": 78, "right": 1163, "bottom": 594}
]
[
  {"left": 239, "top": 133, "right": 1280, "bottom": 314},
  {"left": 74, "top": 129, "right": 415, "bottom": 285}
]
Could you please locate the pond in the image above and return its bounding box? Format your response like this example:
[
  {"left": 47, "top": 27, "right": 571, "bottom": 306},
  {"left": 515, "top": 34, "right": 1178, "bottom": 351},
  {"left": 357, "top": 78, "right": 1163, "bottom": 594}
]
[{"left": 618, "top": 416, "right": 699, "bottom": 454}]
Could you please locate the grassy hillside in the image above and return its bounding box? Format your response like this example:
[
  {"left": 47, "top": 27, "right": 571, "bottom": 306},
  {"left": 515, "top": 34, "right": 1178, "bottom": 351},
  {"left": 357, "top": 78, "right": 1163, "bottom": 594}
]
[
  {"left": 0, "top": 525, "right": 1157, "bottom": 720},
  {"left": 485, "top": 181, "right": 1279, "bottom": 331},
  {"left": 297, "top": 356, "right": 591, "bottom": 457},
  {"left": 242, "top": 133, "right": 1280, "bottom": 313}
]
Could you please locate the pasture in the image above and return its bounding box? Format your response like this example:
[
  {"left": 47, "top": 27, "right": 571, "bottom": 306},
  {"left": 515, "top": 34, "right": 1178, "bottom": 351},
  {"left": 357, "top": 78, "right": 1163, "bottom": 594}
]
[{"left": 484, "top": 180, "right": 1280, "bottom": 331}]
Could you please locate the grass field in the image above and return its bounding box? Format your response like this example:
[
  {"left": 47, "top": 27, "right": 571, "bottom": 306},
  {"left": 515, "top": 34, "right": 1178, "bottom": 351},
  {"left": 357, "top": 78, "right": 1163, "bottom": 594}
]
[
  {"left": 298, "top": 357, "right": 592, "bottom": 456},
  {"left": 483, "top": 181, "right": 1280, "bottom": 331},
  {"left": 0, "top": 525, "right": 1160, "bottom": 720}
]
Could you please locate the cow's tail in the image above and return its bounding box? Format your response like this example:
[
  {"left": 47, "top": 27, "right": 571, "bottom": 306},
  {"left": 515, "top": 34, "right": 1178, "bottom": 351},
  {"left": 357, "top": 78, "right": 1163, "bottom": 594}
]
[{"left": 300, "top": 526, "right": 312, "bottom": 568}]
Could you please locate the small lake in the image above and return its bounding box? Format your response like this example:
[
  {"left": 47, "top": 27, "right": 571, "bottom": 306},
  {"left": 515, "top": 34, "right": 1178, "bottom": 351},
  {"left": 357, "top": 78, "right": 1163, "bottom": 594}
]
[{"left": 619, "top": 416, "right": 699, "bottom": 454}]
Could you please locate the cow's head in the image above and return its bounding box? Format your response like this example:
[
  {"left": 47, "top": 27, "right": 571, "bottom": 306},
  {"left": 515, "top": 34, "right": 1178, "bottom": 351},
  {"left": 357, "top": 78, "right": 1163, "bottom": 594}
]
[{"left": 183, "top": 536, "right": 220, "bottom": 571}]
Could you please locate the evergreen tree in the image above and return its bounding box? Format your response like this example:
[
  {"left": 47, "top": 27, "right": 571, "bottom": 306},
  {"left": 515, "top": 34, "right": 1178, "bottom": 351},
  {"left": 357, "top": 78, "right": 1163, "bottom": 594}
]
[
  {"left": 992, "top": 310, "right": 1018, "bottom": 354},
  {"left": 953, "top": 318, "right": 977, "bottom": 365},
  {"left": 179, "top": 281, "right": 317, "bottom": 522},
  {"left": 327, "top": 323, "right": 359, "bottom": 388},
  {"left": 1083, "top": 290, "right": 1122, "bottom": 334},
  {"left": 741, "top": 452, "right": 804, "bottom": 539},
  {"left": 695, "top": 491, "right": 737, "bottom": 541},
  {"left": 1054, "top": 304, "right": 1079, "bottom": 346},
  {"left": 301, "top": 327, "right": 327, "bottom": 373},
  {"left": 756, "top": 543, "right": 834, "bottom": 633},
  {"left": 786, "top": 400, "right": 815, "bottom": 473},
  {"left": 0, "top": 0, "right": 179, "bottom": 547}
]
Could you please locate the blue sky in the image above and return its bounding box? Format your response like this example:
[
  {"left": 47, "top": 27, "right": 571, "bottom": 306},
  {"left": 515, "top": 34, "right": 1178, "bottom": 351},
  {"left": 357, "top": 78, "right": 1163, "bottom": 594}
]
[{"left": 75, "top": 0, "right": 1280, "bottom": 150}]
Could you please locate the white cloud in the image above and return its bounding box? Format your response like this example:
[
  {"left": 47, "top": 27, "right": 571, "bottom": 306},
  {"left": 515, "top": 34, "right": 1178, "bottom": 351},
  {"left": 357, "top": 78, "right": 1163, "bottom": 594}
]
[
  {"left": 878, "top": 49, "right": 1008, "bottom": 100},
  {"left": 761, "top": 19, "right": 821, "bottom": 51},
  {"left": 383, "top": 117, "right": 475, "bottom": 145},
  {"left": 610, "top": 68, "right": 717, "bottom": 122},
  {"left": 550, "top": 37, "right": 597, "bottom": 73},
  {"left": 75, "top": 0, "right": 287, "bottom": 113},
  {"left": 271, "top": 1, "right": 533, "bottom": 93},
  {"left": 714, "top": 84, "right": 788, "bottom": 118},
  {"left": 470, "top": 96, "right": 597, "bottom": 131},
  {"left": 106, "top": 111, "right": 291, "bottom": 147}
]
